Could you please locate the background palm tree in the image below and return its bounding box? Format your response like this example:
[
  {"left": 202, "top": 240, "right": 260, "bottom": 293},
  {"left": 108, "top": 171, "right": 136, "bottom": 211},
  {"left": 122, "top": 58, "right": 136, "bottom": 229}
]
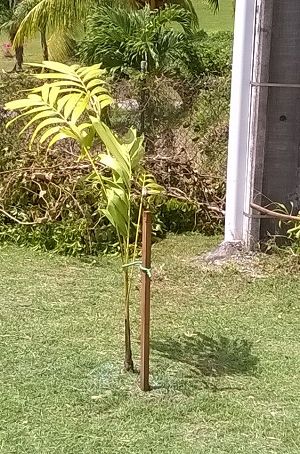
[
  {"left": 1, "top": 0, "right": 25, "bottom": 71},
  {"left": 13, "top": 0, "right": 52, "bottom": 61},
  {"left": 2, "top": 0, "right": 50, "bottom": 71},
  {"left": 13, "top": 0, "right": 220, "bottom": 48}
]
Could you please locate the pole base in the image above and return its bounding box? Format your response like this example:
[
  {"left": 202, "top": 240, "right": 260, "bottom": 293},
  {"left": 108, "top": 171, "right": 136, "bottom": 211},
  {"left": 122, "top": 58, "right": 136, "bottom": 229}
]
[{"left": 200, "top": 241, "right": 245, "bottom": 264}]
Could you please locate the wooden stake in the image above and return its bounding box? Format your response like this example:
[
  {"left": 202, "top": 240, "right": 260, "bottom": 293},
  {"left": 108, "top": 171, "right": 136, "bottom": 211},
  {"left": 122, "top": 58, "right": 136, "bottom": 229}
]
[{"left": 140, "top": 211, "right": 152, "bottom": 392}]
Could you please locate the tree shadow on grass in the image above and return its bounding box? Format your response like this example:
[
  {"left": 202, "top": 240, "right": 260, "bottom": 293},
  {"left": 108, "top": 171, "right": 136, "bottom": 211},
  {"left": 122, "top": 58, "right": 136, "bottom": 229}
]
[{"left": 152, "top": 332, "right": 259, "bottom": 390}]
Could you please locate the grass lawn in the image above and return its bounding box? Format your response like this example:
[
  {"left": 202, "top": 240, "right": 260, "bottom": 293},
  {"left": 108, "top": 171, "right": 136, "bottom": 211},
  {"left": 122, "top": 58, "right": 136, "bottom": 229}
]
[
  {"left": 194, "top": 0, "right": 234, "bottom": 31},
  {"left": 0, "top": 234, "right": 300, "bottom": 453}
]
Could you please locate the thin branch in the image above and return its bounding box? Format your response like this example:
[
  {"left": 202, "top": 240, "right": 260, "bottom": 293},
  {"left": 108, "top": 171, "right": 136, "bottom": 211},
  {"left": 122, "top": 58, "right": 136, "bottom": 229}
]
[
  {"left": 166, "top": 187, "right": 225, "bottom": 215},
  {"left": 50, "top": 181, "right": 86, "bottom": 217},
  {"left": 250, "top": 202, "right": 300, "bottom": 222},
  {"left": 0, "top": 208, "right": 46, "bottom": 225},
  {"left": 0, "top": 164, "right": 91, "bottom": 176}
]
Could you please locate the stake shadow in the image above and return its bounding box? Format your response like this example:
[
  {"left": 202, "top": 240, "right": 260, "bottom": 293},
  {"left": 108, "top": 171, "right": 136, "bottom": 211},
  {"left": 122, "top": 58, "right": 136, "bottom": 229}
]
[{"left": 152, "top": 332, "right": 259, "bottom": 378}]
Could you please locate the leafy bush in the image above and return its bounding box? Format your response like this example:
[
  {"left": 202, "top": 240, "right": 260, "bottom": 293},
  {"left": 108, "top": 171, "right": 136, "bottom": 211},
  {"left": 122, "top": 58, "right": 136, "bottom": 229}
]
[
  {"left": 200, "top": 32, "right": 233, "bottom": 76},
  {"left": 0, "top": 4, "right": 10, "bottom": 26},
  {"left": 79, "top": 4, "right": 203, "bottom": 75},
  {"left": 0, "top": 219, "right": 115, "bottom": 255},
  {"left": 168, "top": 30, "right": 232, "bottom": 80},
  {"left": 267, "top": 203, "right": 300, "bottom": 256}
]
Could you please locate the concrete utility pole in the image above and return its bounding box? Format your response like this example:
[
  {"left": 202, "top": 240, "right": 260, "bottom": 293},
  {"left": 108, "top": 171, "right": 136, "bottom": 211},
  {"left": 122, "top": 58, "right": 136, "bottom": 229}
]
[
  {"left": 224, "top": 0, "right": 300, "bottom": 249},
  {"left": 224, "top": 0, "right": 257, "bottom": 246}
]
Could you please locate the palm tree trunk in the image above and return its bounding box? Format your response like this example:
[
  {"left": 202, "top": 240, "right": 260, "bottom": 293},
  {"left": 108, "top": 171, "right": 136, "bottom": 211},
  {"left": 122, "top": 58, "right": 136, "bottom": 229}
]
[
  {"left": 15, "top": 45, "right": 24, "bottom": 71},
  {"left": 9, "top": 26, "right": 23, "bottom": 72},
  {"left": 40, "top": 29, "right": 49, "bottom": 61},
  {"left": 124, "top": 269, "right": 134, "bottom": 372}
]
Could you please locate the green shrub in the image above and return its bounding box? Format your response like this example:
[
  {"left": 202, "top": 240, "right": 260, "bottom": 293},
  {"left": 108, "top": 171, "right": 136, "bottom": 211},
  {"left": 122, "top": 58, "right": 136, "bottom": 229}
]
[
  {"left": 79, "top": 4, "right": 205, "bottom": 76},
  {"left": 0, "top": 4, "right": 10, "bottom": 26},
  {"left": 200, "top": 32, "right": 233, "bottom": 76},
  {"left": 165, "top": 30, "right": 233, "bottom": 80},
  {"left": 0, "top": 219, "right": 118, "bottom": 256}
]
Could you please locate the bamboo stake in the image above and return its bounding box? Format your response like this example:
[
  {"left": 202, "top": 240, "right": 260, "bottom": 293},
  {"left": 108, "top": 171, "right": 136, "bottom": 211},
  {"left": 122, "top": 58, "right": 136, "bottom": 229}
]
[{"left": 140, "top": 211, "right": 152, "bottom": 392}]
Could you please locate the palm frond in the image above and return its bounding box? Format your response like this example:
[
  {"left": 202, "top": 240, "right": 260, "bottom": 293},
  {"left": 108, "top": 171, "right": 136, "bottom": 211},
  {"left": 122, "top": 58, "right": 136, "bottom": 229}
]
[
  {"left": 5, "top": 61, "right": 112, "bottom": 148},
  {"left": 2, "top": 0, "right": 41, "bottom": 40},
  {"left": 4, "top": 61, "right": 147, "bottom": 242},
  {"left": 14, "top": 0, "right": 97, "bottom": 45},
  {"left": 47, "top": 30, "right": 76, "bottom": 61},
  {"left": 202, "top": 0, "right": 219, "bottom": 12}
]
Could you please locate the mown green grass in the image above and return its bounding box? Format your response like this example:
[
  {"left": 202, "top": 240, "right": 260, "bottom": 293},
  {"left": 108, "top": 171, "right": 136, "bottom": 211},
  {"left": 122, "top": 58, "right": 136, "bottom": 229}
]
[
  {"left": 0, "top": 235, "right": 300, "bottom": 453},
  {"left": 194, "top": 0, "right": 234, "bottom": 31}
]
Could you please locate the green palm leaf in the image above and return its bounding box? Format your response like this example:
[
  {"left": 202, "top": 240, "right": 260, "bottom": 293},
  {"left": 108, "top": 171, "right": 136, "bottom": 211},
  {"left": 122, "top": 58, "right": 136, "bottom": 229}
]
[
  {"left": 5, "top": 61, "right": 162, "bottom": 247},
  {"left": 13, "top": 0, "right": 96, "bottom": 45},
  {"left": 5, "top": 61, "right": 112, "bottom": 148}
]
